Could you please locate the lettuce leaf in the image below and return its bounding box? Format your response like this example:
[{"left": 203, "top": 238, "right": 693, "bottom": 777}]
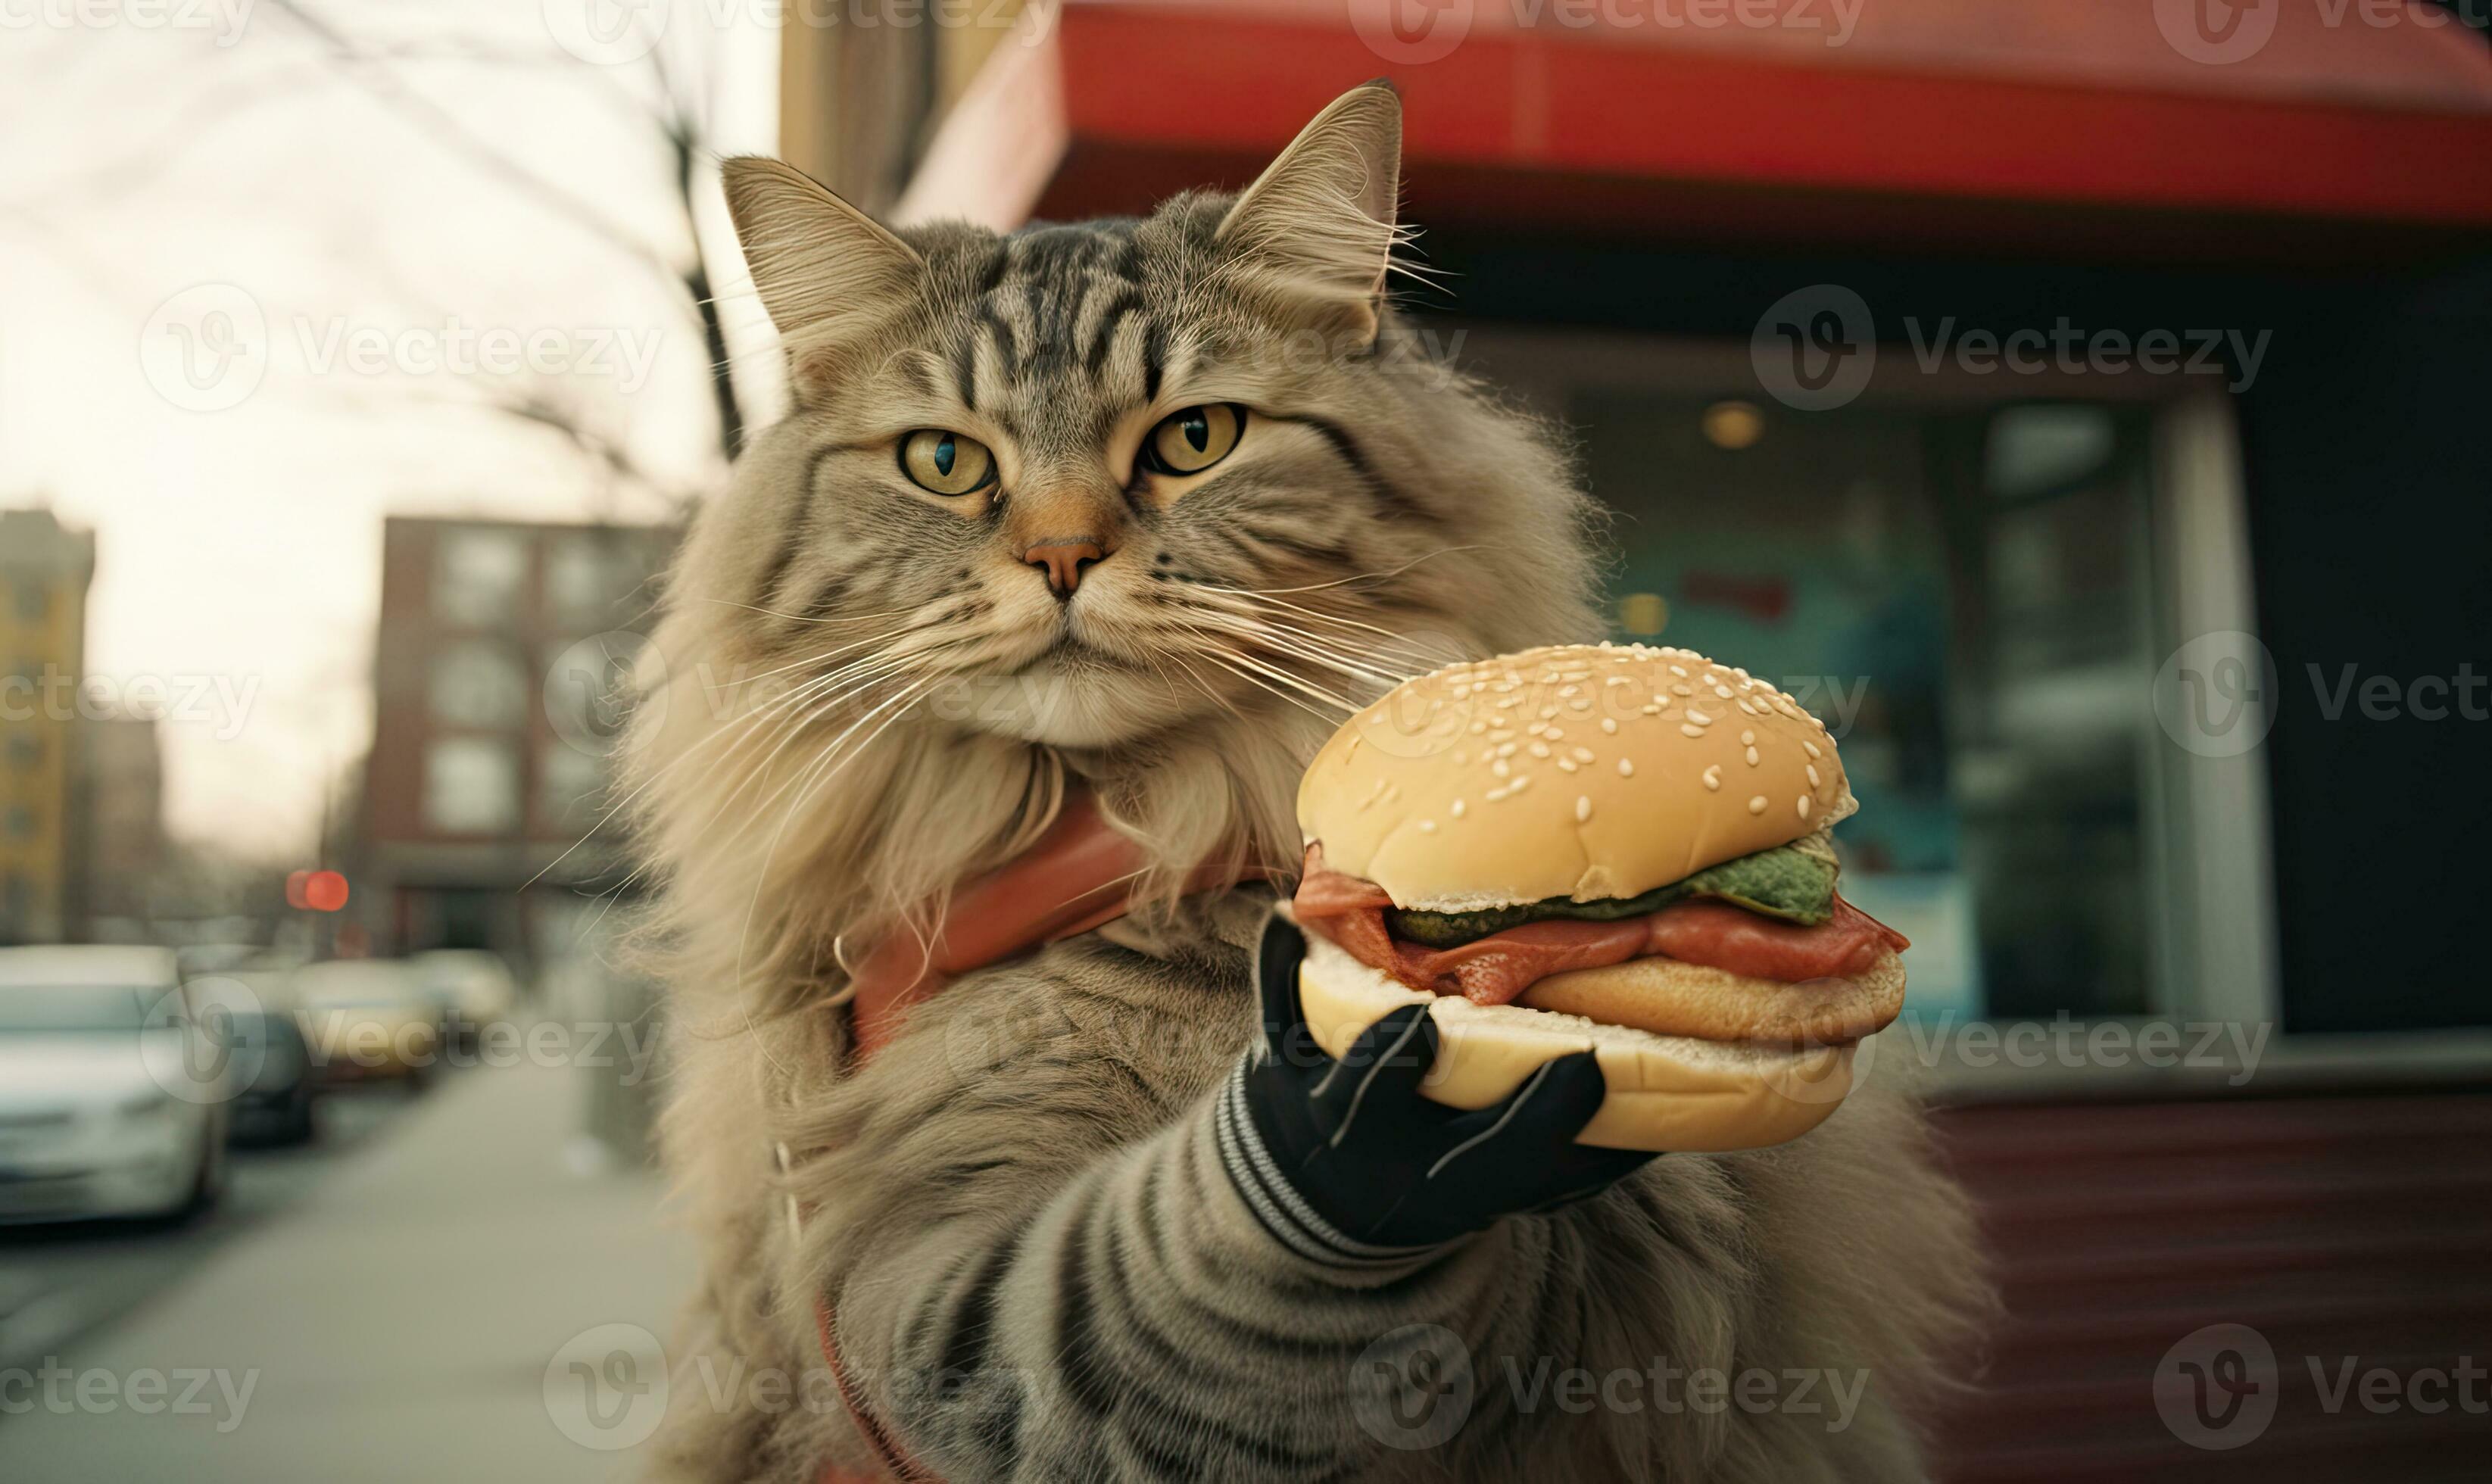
[{"left": 1383, "top": 831, "right": 1838, "bottom": 949}]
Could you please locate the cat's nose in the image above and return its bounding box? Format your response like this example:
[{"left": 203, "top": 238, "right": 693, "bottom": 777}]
[{"left": 1022, "top": 538, "right": 1113, "bottom": 597}]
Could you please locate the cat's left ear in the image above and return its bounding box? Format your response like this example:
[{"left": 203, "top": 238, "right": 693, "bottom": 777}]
[{"left": 1216, "top": 80, "right": 1403, "bottom": 344}]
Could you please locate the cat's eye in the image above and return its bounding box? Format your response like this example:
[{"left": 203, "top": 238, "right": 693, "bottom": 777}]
[
  {"left": 1141, "top": 404, "right": 1245, "bottom": 477},
  {"left": 899, "top": 429, "right": 996, "bottom": 497}
]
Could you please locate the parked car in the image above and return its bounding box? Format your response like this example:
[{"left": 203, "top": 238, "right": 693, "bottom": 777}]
[
  {"left": 291, "top": 959, "right": 441, "bottom": 1088},
  {"left": 407, "top": 949, "right": 520, "bottom": 1053},
  {"left": 0, "top": 946, "right": 231, "bottom": 1224},
  {"left": 188, "top": 969, "right": 318, "bottom": 1145}
]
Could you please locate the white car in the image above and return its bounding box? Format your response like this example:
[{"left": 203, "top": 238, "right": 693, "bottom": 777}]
[
  {"left": 407, "top": 949, "right": 521, "bottom": 1052},
  {"left": 0, "top": 946, "right": 232, "bottom": 1224}
]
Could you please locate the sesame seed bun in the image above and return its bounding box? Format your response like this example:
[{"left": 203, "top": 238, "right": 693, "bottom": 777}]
[
  {"left": 1298, "top": 643, "right": 1854, "bottom": 911},
  {"left": 1296, "top": 928, "right": 1857, "bottom": 1153}
]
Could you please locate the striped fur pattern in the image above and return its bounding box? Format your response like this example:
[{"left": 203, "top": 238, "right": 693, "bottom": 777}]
[{"left": 628, "top": 84, "right": 1988, "bottom": 1482}]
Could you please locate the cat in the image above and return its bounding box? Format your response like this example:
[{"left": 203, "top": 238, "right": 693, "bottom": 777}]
[{"left": 625, "top": 81, "right": 1990, "bottom": 1482}]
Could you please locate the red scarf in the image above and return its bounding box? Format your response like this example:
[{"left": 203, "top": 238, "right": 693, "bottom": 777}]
[{"left": 816, "top": 789, "right": 1265, "bottom": 1482}]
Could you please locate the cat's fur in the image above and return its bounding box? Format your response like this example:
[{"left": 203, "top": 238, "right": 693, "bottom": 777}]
[{"left": 627, "top": 83, "right": 1989, "bottom": 1482}]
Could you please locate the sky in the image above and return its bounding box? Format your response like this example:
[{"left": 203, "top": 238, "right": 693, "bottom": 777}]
[{"left": 0, "top": 1, "right": 783, "bottom": 861}]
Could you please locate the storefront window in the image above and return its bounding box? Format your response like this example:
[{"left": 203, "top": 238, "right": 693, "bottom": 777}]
[
  {"left": 1573, "top": 388, "right": 2165, "bottom": 1024},
  {"left": 428, "top": 641, "right": 528, "bottom": 730}
]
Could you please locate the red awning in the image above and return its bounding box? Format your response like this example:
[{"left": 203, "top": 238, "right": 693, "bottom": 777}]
[{"left": 899, "top": 0, "right": 2492, "bottom": 261}]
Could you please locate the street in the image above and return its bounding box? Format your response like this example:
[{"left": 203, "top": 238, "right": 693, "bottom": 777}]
[
  {"left": 0, "top": 1062, "right": 691, "bottom": 1482},
  {"left": 0, "top": 1086, "right": 415, "bottom": 1377}
]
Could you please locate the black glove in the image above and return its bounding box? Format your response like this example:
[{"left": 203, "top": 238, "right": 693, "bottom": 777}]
[{"left": 1215, "top": 913, "right": 1659, "bottom": 1266}]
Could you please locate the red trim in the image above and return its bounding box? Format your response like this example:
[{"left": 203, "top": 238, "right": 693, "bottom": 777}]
[
  {"left": 902, "top": 4, "right": 2492, "bottom": 256},
  {"left": 815, "top": 1297, "right": 937, "bottom": 1484}
]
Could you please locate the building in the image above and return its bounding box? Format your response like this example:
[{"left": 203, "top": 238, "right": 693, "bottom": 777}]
[
  {"left": 0, "top": 507, "right": 95, "bottom": 945},
  {"left": 357, "top": 516, "right": 675, "bottom": 974},
  {"left": 776, "top": 8, "right": 2492, "bottom": 1476},
  {"left": 74, "top": 713, "right": 167, "bottom": 932}
]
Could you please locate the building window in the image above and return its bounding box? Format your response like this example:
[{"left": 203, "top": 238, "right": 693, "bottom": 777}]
[
  {"left": 546, "top": 532, "right": 648, "bottom": 630},
  {"left": 435, "top": 528, "right": 529, "bottom": 628},
  {"left": 428, "top": 642, "right": 528, "bottom": 730},
  {"left": 423, "top": 737, "right": 520, "bottom": 835}
]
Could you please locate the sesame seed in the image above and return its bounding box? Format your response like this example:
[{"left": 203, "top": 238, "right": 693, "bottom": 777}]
[
  {"left": 1546, "top": 727, "right": 1565, "bottom": 740},
  {"left": 1558, "top": 756, "right": 1577, "bottom": 773},
  {"left": 1748, "top": 795, "right": 1768, "bottom": 815},
  {"left": 1669, "top": 665, "right": 1688, "bottom": 677},
  {"left": 1600, "top": 718, "right": 1618, "bottom": 734},
  {"left": 1618, "top": 758, "right": 1635, "bottom": 778},
  {"left": 1740, "top": 730, "right": 1755, "bottom": 745},
  {"left": 1572, "top": 747, "right": 1595, "bottom": 762},
  {"left": 1806, "top": 765, "right": 1820, "bottom": 787},
  {"left": 1485, "top": 786, "right": 1509, "bottom": 802},
  {"left": 1798, "top": 796, "right": 1813, "bottom": 820},
  {"left": 1686, "top": 709, "right": 1713, "bottom": 725},
  {"left": 1576, "top": 796, "right": 1592, "bottom": 822},
  {"left": 1529, "top": 741, "right": 1550, "bottom": 759},
  {"left": 1451, "top": 799, "right": 1467, "bottom": 818},
  {"left": 1680, "top": 724, "right": 1707, "bottom": 738},
  {"left": 1745, "top": 747, "right": 1760, "bottom": 766},
  {"left": 1713, "top": 686, "right": 1733, "bottom": 700},
  {"left": 1492, "top": 759, "right": 1511, "bottom": 778},
  {"left": 1803, "top": 741, "right": 1821, "bottom": 759},
  {"left": 1452, "top": 750, "right": 1467, "bottom": 765},
  {"left": 1419, "top": 819, "right": 1437, "bottom": 834},
  {"left": 1703, "top": 765, "right": 1722, "bottom": 790},
  {"left": 1509, "top": 775, "right": 1533, "bottom": 792},
  {"left": 1560, "top": 684, "right": 1581, "bottom": 697},
  {"left": 1496, "top": 742, "right": 1517, "bottom": 758},
  {"left": 1642, "top": 704, "right": 1662, "bottom": 716},
  {"left": 1672, "top": 683, "right": 1695, "bottom": 697}
]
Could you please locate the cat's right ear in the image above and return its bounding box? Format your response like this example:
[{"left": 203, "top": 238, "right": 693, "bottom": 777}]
[
  {"left": 1216, "top": 81, "right": 1404, "bottom": 345},
  {"left": 722, "top": 157, "right": 925, "bottom": 402}
]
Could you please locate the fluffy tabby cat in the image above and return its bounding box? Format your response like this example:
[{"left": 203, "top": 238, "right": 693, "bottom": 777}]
[{"left": 627, "top": 82, "right": 1988, "bottom": 1482}]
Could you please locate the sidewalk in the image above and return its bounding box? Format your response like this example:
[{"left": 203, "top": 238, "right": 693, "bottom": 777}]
[{"left": 2, "top": 1059, "right": 694, "bottom": 1483}]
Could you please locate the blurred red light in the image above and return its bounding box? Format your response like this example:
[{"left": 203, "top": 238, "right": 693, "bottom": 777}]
[
  {"left": 285, "top": 870, "right": 311, "bottom": 910},
  {"left": 305, "top": 870, "right": 350, "bottom": 912}
]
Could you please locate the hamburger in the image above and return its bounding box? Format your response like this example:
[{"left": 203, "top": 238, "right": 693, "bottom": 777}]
[{"left": 1290, "top": 643, "right": 1907, "bottom": 1153}]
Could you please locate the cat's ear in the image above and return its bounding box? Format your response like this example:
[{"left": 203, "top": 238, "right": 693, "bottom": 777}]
[
  {"left": 1216, "top": 80, "right": 1403, "bottom": 344},
  {"left": 722, "top": 157, "right": 925, "bottom": 400}
]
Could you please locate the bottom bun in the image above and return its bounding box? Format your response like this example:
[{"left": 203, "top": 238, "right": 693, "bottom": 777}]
[{"left": 1297, "top": 931, "right": 1858, "bottom": 1153}]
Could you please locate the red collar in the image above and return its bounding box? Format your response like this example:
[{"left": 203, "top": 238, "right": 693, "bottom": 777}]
[{"left": 843, "top": 790, "right": 1258, "bottom": 1060}]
